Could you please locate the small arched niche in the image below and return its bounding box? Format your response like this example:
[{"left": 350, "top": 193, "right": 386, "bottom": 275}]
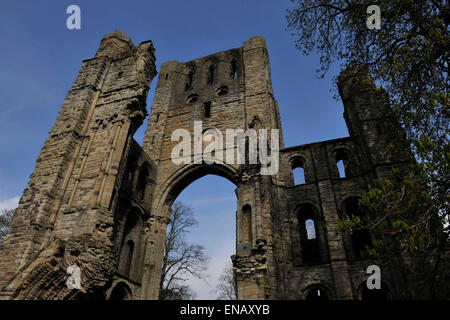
[
  {"left": 187, "top": 93, "right": 199, "bottom": 104},
  {"left": 216, "top": 85, "right": 229, "bottom": 96}
]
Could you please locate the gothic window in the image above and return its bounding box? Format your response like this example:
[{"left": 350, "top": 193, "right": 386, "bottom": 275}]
[
  {"left": 242, "top": 204, "right": 252, "bottom": 244},
  {"left": 292, "top": 158, "right": 306, "bottom": 185}
]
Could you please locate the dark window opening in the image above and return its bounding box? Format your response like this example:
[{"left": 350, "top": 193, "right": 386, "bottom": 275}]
[
  {"left": 242, "top": 204, "right": 252, "bottom": 244},
  {"left": 187, "top": 94, "right": 199, "bottom": 104},
  {"left": 305, "top": 287, "right": 328, "bottom": 300},
  {"left": 187, "top": 94, "right": 198, "bottom": 103},
  {"left": 136, "top": 165, "right": 149, "bottom": 201},
  {"left": 208, "top": 65, "right": 214, "bottom": 85},
  {"left": 204, "top": 102, "right": 211, "bottom": 118},
  {"left": 165, "top": 73, "right": 168, "bottom": 80},
  {"left": 155, "top": 113, "right": 159, "bottom": 122}
]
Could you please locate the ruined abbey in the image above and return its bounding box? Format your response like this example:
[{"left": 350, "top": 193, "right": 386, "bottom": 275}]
[{"left": 0, "top": 30, "right": 409, "bottom": 300}]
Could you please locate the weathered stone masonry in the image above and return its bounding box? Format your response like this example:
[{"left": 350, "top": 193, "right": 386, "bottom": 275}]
[{"left": 0, "top": 30, "right": 408, "bottom": 299}]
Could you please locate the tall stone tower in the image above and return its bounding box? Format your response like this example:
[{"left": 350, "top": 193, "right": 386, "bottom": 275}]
[
  {"left": 0, "top": 31, "right": 408, "bottom": 300},
  {"left": 139, "top": 35, "right": 284, "bottom": 300},
  {"left": 0, "top": 30, "right": 157, "bottom": 299}
]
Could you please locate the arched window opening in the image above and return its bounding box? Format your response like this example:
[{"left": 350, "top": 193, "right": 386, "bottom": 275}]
[
  {"left": 292, "top": 158, "right": 306, "bottom": 185},
  {"left": 231, "top": 59, "right": 237, "bottom": 79},
  {"left": 297, "top": 205, "right": 321, "bottom": 264},
  {"left": 305, "top": 286, "right": 328, "bottom": 300},
  {"left": 217, "top": 86, "right": 229, "bottom": 96},
  {"left": 343, "top": 197, "right": 372, "bottom": 258},
  {"left": 109, "top": 283, "right": 131, "bottom": 300},
  {"left": 187, "top": 93, "right": 199, "bottom": 104},
  {"left": 207, "top": 65, "right": 214, "bottom": 85},
  {"left": 335, "top": 149, "right": 350, "bottom": 178},
  {"left": 242, "top": 204, "right": 252, "bottom": 244},
  {"left": 124, "top": 240, "right": 134, "bottom": 278}
]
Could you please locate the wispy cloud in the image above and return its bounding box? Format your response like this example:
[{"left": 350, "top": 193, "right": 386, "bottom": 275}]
[{"left": 0, "top": 196, "right": 20, "bottom": 212}]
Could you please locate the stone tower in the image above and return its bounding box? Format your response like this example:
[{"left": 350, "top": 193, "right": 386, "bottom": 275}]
[
  {"left": 0, "top": 30, "right": 157, "bottom": 299},
  {"left": 0, "top": 31, "right": 407, "bottom": 300}
]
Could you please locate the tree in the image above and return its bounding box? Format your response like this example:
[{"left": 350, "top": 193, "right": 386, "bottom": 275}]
[
  {"left": 287, "top": 1, "right": 449, "bottom": 298},
  {"left": 214, "top": 262, "right": 237, "bottom": 300},
  {"left": 159, "top": 201, "right": 209, "bottom": 300},
  {"left": 0, "top": 209, "right": 15, "bottom": 246}
]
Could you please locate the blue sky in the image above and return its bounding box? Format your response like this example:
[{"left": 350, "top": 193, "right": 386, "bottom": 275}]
[{"left": 0, "top": 1, "right": 349, "bottom": 298}]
